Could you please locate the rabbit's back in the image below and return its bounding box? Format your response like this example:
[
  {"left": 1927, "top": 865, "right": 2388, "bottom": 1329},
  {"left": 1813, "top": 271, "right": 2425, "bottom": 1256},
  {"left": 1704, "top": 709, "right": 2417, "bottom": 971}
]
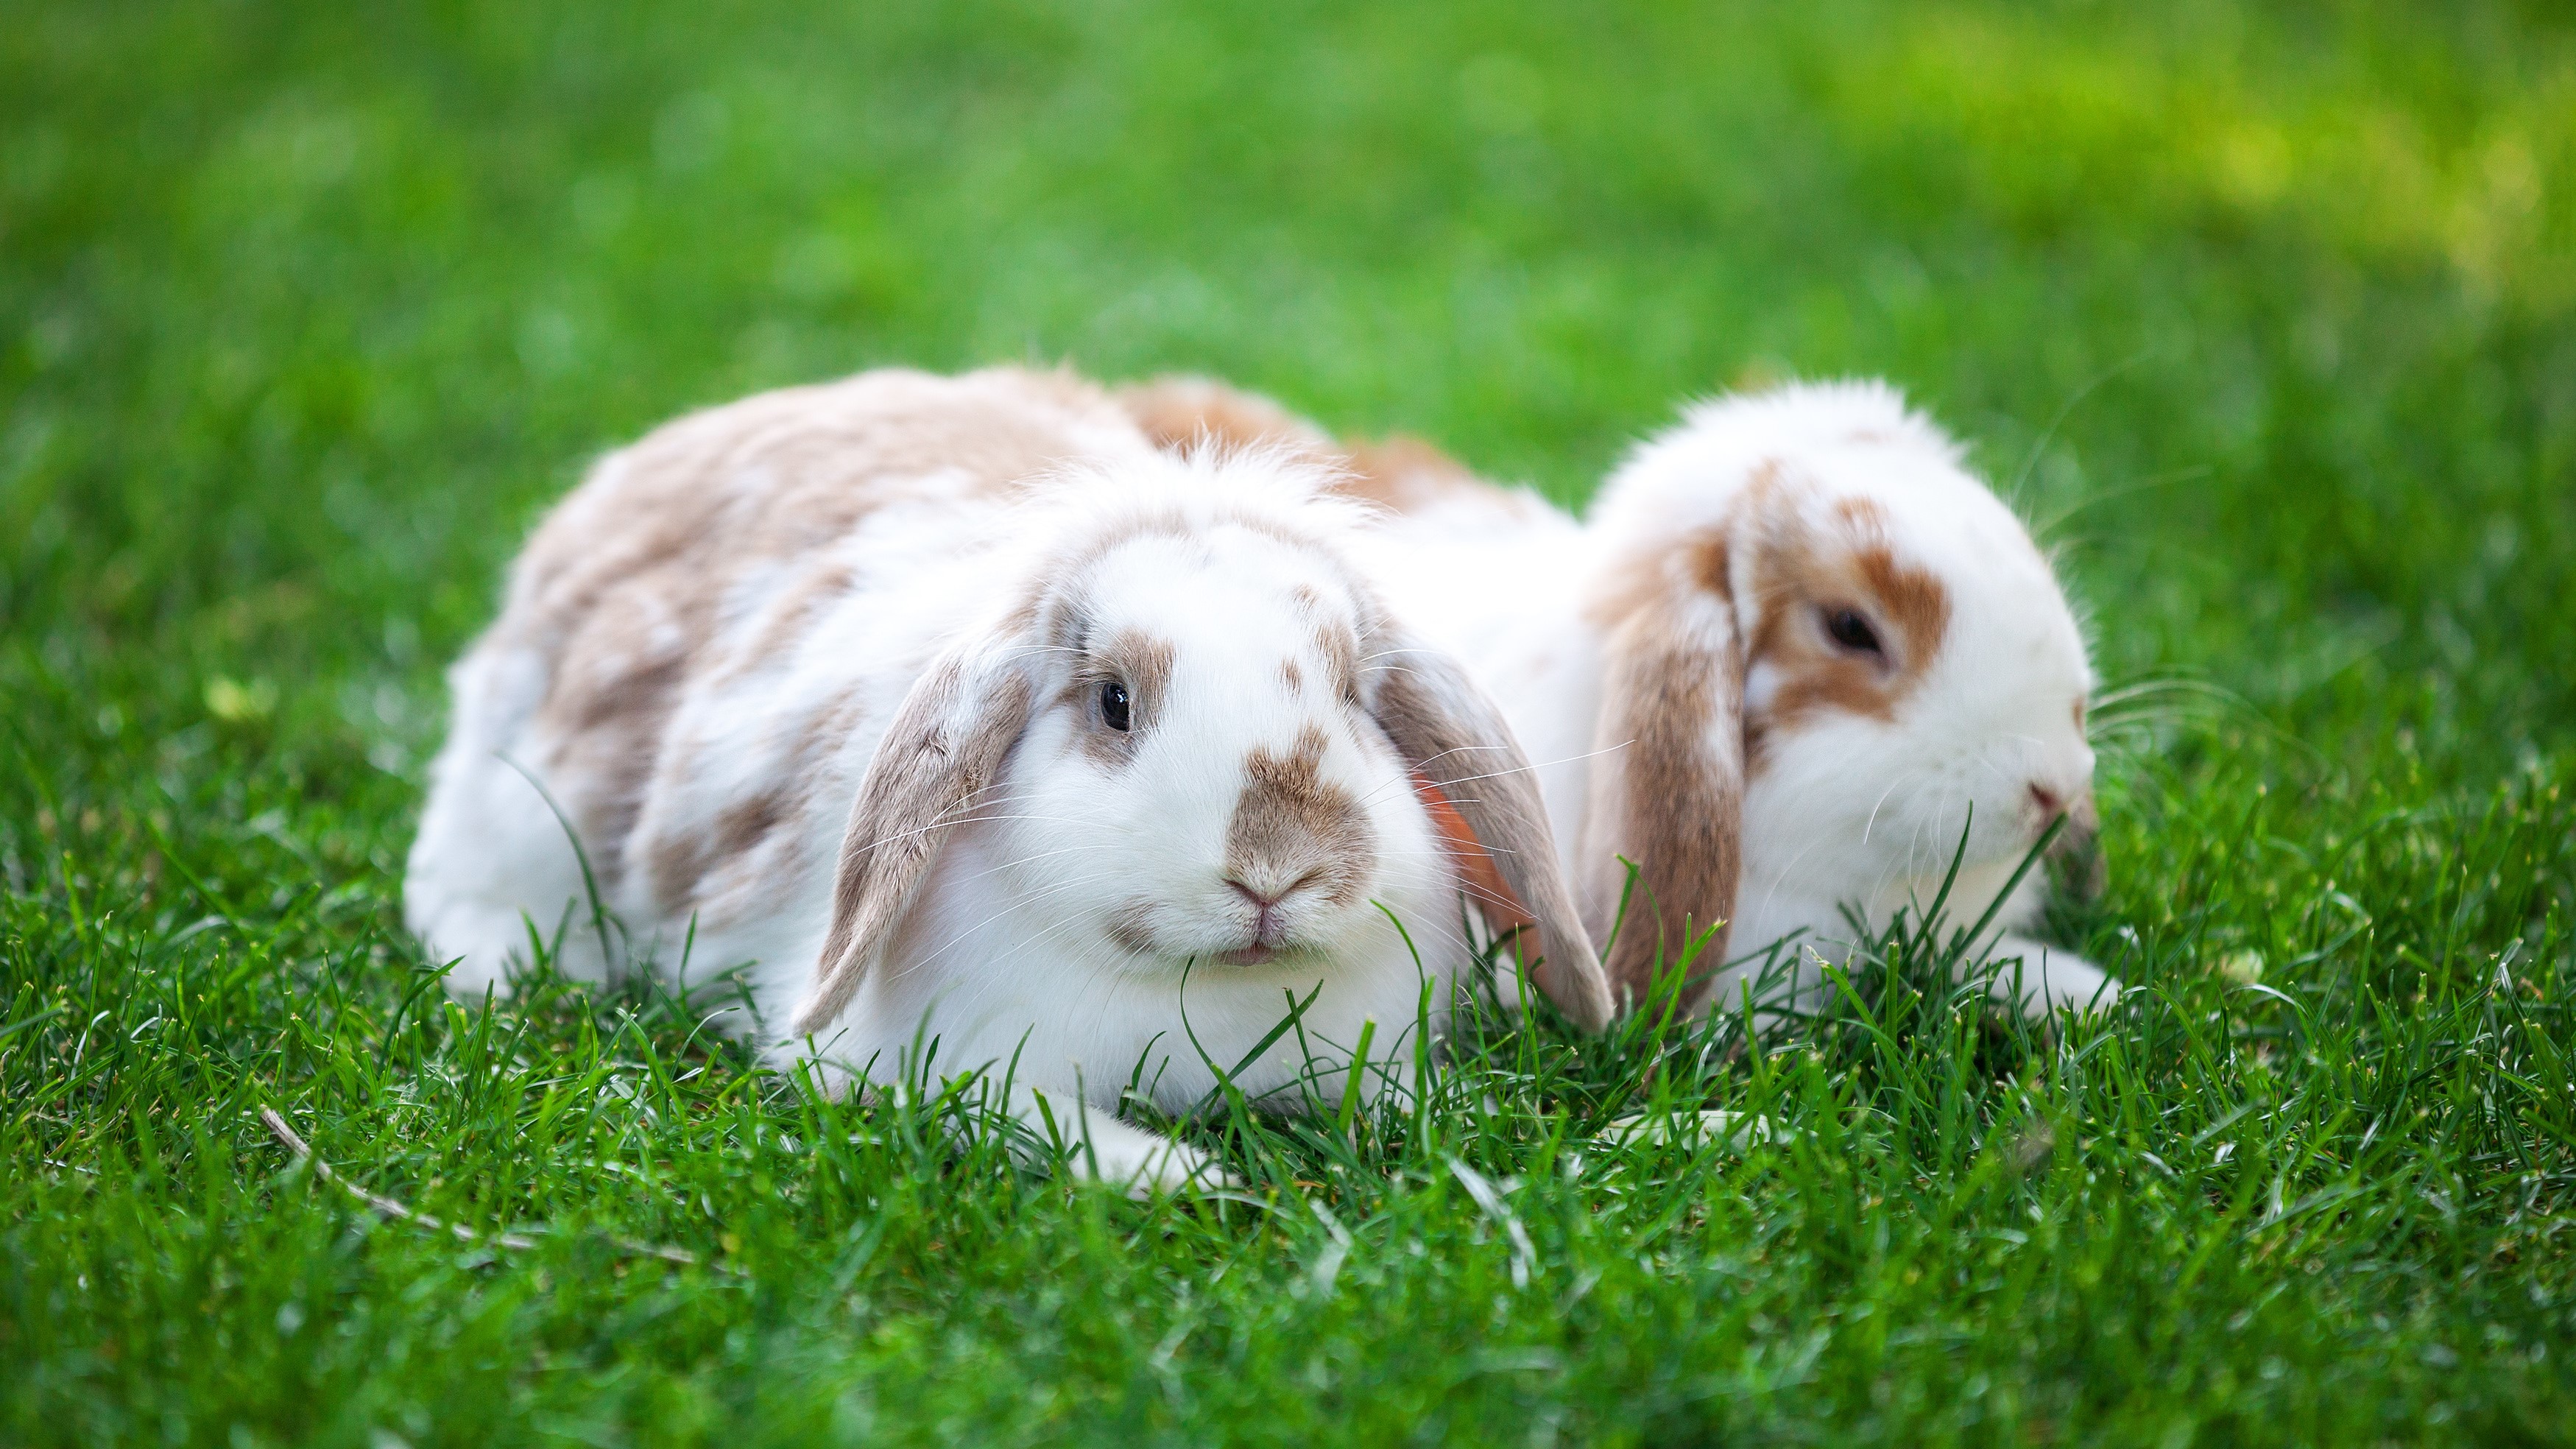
[{"left": 406, "top": 366, "right": 1152, "bottom": 996}]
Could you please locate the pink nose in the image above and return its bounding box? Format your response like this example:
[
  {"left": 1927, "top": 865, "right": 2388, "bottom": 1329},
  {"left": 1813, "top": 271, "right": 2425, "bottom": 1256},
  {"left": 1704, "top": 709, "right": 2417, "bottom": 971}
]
[
  {"left": 2028, "top": 783, "right": 2064, "bottom": 818},
  {"left": 1226, "top": 874, "right": 1327, "bottom": 945},
  {"left": 1227, "top": 879, "right": 1286, "bottom": 942},
  {"left": 1227, "top": 879, "right": 1285, "bottom": 911}
]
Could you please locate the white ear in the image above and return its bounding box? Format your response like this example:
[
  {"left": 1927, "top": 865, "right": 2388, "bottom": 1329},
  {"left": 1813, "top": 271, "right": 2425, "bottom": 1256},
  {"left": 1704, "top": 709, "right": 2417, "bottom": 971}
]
[
  {"left": 790, "top": 645, "right": 1035, "bottom": 1038},
  {"left": 1364, "top": 621, "right": 1614, "bottom": 1032}
]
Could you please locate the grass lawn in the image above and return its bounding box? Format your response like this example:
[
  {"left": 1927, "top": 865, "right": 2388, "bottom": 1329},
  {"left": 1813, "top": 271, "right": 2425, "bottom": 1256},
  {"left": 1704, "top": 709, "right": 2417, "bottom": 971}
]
[{"left": 6, "top": 0, "right": 2575, "bottom": 1442}]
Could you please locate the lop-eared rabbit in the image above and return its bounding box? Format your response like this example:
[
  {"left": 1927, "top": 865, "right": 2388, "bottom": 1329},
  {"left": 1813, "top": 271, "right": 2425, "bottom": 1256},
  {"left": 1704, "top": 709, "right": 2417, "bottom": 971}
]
[
  {"left": 1119, "top": 376, "right": 2120, "bottom": 1020},
  {"left": 406, "top": 367, "right": 1610, "bottom": 1191}
]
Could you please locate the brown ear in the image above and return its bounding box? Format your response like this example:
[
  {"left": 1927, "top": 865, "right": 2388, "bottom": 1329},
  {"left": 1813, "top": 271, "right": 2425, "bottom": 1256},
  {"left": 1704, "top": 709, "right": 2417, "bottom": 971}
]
[
  {"left": 789, "top": 649, "right": 1035, "bottom": 1038},
  {"left": 1365, "top": 624, "right": 1614, "bottom": 1032},
  {"left": 1578, "top": 536, "right": 1747, "bottom": 1012}
]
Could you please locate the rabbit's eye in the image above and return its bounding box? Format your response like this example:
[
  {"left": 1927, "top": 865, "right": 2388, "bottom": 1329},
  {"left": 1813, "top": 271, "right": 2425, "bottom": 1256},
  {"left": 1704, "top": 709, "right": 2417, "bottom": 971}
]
[
  {"left": 1824, "top": 607, "right": 1884, "bottom": 656},
  {"left": 1098, "top": 680, "right": 1132, "bottom": 732}
]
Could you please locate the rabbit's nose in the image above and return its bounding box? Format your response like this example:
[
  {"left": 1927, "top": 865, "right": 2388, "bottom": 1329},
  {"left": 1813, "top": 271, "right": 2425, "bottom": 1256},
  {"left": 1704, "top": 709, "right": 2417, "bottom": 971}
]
[
  {"left": 1226, "top": 878, "right": 1286, "bottom": 912},
  {"left": 1225, "top": 868, "right": 1326, "bottom": 911},
  {"left": 1227, "top": 872, "right": 1325, "bottom": 943},
  {"left": 2028, "top": 781, "right": 2099, "bottom": 836}
]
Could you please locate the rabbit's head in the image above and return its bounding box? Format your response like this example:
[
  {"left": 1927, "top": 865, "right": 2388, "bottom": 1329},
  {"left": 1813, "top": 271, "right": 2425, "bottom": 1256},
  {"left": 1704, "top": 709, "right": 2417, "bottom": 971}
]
[
  {"left": 1581, "top": 381, "right": 2095, "bottom": 1002},
  {"left": 791, "top": 452, "right": 1612, "bottom": 1038}
]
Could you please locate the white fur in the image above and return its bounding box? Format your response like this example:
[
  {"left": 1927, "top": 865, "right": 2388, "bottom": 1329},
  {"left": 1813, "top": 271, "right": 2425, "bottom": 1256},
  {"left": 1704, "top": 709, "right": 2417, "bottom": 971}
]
[
  {"left": 411, "top": 440, "right": 1489, "bottom": 1193},
  {"left": 1350, "top": 381, "right": 2121, "bottom": 1018}
]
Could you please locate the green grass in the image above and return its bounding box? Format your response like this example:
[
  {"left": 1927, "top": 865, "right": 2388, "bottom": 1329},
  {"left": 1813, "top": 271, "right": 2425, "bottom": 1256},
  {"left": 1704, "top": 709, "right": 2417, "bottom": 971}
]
[{"left": 6, "top": 0, "right": 2574, "bottom": 1442}]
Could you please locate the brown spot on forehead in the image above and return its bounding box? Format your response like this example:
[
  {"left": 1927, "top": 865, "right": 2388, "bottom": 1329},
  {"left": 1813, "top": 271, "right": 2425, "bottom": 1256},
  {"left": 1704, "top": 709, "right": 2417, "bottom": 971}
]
[
  {"left": 1225, "top": 725, "right": 1374, "bottom": 906},
  {"left": 1824, "top": 493, "right": 1951, "bottom": 660},
  {"left": 1854, "top": 543, "right": 1950, "bottom": 659}
]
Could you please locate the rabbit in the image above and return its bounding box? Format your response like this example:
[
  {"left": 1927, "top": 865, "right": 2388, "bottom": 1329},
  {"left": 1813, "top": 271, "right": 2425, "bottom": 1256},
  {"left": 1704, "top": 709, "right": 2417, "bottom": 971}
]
[
  {"left": 406, "top": 366, "right": 1612, "bottom": 1192},
  {"left": 1115, "top": 375, "right": 2121, "bottom": 1021}
]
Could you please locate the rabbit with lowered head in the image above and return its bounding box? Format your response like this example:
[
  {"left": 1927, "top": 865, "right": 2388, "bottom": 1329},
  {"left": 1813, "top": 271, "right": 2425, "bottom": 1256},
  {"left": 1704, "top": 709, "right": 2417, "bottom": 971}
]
[
  {"left": 1118, "top": 376, "right": 2120, "bottom": 1020},
  {"left": 406, "top": 367, "right": 1610, "bottom": 1191}
]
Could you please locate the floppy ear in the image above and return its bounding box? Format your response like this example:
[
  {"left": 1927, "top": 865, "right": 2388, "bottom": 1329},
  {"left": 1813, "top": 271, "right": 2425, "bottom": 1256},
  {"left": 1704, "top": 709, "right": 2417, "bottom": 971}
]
[
  {"left": 1578, "top": 532, "right": 1747, "bottom": 1012},
  {"left": 1365, "top": 624, "right": 1615, "bottom": 1032},
  {"left": 789, "top": 649, "right": 1036, "bottom": 1038}
]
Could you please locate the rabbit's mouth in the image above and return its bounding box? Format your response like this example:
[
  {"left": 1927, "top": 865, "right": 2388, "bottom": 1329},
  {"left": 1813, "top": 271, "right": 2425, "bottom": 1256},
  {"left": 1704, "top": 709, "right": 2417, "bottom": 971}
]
[{"left": 1207, "top": 939, "right": 1330, "bottom": 969}]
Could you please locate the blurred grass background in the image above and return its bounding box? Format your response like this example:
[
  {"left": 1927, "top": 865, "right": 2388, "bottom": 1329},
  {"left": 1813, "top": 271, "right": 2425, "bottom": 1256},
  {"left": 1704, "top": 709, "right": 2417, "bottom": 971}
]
[
  {"left": 4, "top": 1, "right": 2573, "bottom": 1444},
  {"left": 8, "top": 0, "right": 2572, "bottom": 758}
]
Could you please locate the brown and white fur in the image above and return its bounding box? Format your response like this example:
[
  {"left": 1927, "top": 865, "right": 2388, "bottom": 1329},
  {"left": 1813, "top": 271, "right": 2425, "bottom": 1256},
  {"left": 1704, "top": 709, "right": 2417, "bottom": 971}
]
[
  {"left": 1117, "top": 376, "right": 2120, "bottom": 1020},
  {"left": 405, "top": 367, "right": 1609, "bottom": 1191}
]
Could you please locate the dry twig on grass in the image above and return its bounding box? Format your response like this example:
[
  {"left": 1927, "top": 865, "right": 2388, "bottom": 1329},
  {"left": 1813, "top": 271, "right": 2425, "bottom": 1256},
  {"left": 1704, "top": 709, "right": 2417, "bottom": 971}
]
[{"left": 258, "top": 1106, "right": 723, "bottom": 1272}]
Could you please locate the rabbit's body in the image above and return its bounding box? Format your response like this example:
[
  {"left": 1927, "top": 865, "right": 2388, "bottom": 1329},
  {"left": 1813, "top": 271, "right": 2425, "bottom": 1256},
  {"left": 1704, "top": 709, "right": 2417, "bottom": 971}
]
[
  {"left": 409, "top": 367, "right": 1149, "bottom": 1009},
  {"left": 409, "top": 367, "right": 1610, "bottom": 1190},
  {"left": 1123, "top": 377, "right": 2120, "bottom": 1020}
]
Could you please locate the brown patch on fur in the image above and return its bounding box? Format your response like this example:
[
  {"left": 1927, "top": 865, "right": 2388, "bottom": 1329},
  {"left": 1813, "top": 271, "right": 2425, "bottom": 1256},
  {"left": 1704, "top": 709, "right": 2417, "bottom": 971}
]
[
  {"left": 1687, "top": 530, "right": 1732, "bottom": 599},
  {"left": 645, "top": 823, "right": 712, "bottom": 914},
  {"left": 717, "top": 789, "right": 790, "bottom": 861},
  {"left": 1315, "top": 622, "right": 1361, "bottom": 705},
  {"left": 1104, "top": 629, "right": 1174, "bottom": 719},
  {"left": 1738, "top": 490, "right": 1950, "bottom": 771},
  {"left": 1225, "top": 727, "right": 1373, "bottom": 906},
  {"left": 1105, "top": 899, "right": 1159, "bottom": 955},
  {"left": 1337, "top": 435, "right": 1515, "bottom": 514},
  {"left": 786, "top": 683, "right": 872, "bottom": 784},
  {"left": 1855, "top": 546, "right": 1951, "bottom": 661},
  {"left": 1062, "top": 627, "right": 1174, "bottom": 766},
  {"left": 647, "top": 788, "right": 791, "bottom": 909},
  {"left": 1838, "top": 494, "right": 1884, "bottom": 520},
  {"left": 1280, "top": 657, "right": 1303, "bottom": 691},
  {"left": 733, "top": 560, "right": 862, "bottom": 680},
  {"left": 1115, "top": 376, "right": 1335, "bottom": 458},
  {"left": 1113, "top": 376, "right": 1531, "bottom": 518}
]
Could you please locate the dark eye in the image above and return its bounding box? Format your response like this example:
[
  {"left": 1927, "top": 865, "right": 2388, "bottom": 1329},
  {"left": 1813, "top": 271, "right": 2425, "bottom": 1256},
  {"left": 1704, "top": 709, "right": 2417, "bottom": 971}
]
[
  {"left": 1824, "top": 607, "right": 1883, "bottom": 655},
  {"left": 1098, "top": 680, "right": 1131, "bottom": 732}
]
